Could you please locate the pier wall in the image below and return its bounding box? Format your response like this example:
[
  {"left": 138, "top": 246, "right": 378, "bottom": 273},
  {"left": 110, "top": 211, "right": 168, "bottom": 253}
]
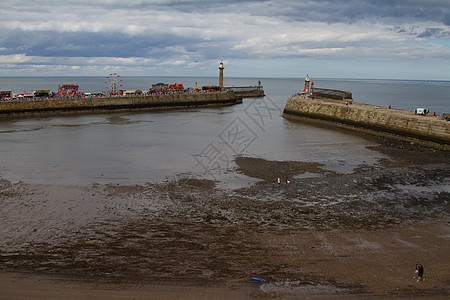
[
  {"left": 0, "top": 91, "right": 240, "bottom": 116},
  {"left": 232, "top": 90, "right": 265, "bottom": 98},
  {"left": 283, "top": 96, "right": 450, "bottom": 146},
  {"left": 224, "top": 86, "right": 265, "bottom": 98}
]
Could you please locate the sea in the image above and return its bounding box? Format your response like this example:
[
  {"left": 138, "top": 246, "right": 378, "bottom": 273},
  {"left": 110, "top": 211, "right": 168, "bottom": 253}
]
[{"left": 0, "top": 76, "right": 449, "bottom": 187}]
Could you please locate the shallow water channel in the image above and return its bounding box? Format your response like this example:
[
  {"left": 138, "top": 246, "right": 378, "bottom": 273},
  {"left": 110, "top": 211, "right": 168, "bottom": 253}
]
[{"left": 0, "top": 97, "right": 386, "bottom": 187}]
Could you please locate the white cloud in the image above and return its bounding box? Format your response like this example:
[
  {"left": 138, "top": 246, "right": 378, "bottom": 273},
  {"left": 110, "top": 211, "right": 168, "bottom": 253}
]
[
  {"left": 0, "top": 54, "right": 35, "bottom": 63},
  {"left": 0, "top": 0, "right": 449, "bottom": 78}
]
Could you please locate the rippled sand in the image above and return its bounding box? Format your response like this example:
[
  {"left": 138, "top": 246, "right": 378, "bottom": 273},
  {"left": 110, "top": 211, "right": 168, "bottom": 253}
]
[{"left": 0, "top": 135, "right": 449, "bottom": 299}]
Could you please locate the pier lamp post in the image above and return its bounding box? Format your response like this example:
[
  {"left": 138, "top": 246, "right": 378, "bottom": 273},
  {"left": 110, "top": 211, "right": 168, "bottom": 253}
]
[{"left": 219, "top": 62, "right": 224, "bottom": 88}]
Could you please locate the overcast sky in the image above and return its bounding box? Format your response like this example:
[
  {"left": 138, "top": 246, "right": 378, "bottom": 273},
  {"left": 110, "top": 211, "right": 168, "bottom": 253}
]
[{"left": 1, "top": 0, "right": 449, "bottom": 79}]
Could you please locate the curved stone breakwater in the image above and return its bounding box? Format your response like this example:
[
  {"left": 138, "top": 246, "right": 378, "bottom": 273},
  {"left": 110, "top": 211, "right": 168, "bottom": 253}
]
[
  {"left": 0, "top": 91, "right": 241, "bottom": 116},
  {"left": 283, "top": 95, "right": 450, "bottom": 148}
]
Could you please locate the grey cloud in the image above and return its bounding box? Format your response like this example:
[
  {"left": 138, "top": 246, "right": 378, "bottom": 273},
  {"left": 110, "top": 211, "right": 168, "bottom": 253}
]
[
  {"left": 4, "top": 0, "right": 450, "bottom": 25},
  {"left": 442, "top": 14, "right": 450, "bottom": 26},
  {"left": 245, "top": 0, "right": 450, "bottom": 25},
  {"left": 0, "top": 28, "right": 242, "bottom": 61},
  {"left": 4, "top": 0, "right": 449, "bottom": 30},
  {"left": 72, "top": 0, "right": 269, "bottom": 13},
  {"left": 417, "top": 27, "right": 450, "bottom": 38}
]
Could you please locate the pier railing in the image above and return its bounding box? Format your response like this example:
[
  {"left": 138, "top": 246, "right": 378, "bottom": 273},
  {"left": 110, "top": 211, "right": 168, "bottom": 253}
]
[
  {"left": 312, "top": 88, "right": 352, "bottom": 100},
  {"left": 224, "top": 86, "right": 263, "bottom": 92}
]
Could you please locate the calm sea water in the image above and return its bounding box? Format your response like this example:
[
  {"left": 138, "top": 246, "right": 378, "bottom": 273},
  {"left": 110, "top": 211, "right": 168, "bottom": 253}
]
[
  {"left": 0, "top": 76, "right": 449, "bottom": 187},
  {"left": 1, "top": 76, "right": 449, "bottom": 113}
]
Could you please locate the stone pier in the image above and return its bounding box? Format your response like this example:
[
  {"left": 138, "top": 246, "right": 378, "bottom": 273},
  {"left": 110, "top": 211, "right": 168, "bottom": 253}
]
[
  {"left": 283, "top": 95, "right": 450, "bottom": 147},
  {"left": 0, "top": 91, "right": 241, "bottom": 116}
]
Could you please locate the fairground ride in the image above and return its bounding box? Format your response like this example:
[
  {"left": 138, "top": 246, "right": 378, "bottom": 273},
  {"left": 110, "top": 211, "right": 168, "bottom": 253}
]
[{"left": 105, "top": 73, "right": 123, "bottom": 96}]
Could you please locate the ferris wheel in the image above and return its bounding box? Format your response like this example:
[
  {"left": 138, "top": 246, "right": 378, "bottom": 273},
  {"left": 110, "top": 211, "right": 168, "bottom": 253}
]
[{"left": 105, "top": 73, "right": 122, "bottom": 96}]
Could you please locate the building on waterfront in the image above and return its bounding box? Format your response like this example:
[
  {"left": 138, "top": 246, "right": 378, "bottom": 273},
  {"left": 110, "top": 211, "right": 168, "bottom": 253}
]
[
  {"left": 16, "top": 93, "right": 34, "bottom": 100},
  {"left": 34, "top": 90, "right": 51, "bottom": 98},
  {"left": 219, "top": 62, "right": 224, "bottom": 88},
  {"left": 0, "top": 91, "right": 12, "bottom": 100}
]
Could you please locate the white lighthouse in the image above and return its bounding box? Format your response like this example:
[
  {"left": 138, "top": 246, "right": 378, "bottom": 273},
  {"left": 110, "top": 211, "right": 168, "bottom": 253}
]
[{"left": 303, "top": 74, "right": 310, "bottom": 94}]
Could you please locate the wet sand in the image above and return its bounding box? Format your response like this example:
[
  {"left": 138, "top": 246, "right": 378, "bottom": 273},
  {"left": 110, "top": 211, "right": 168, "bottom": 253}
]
[{"left": 0, "top": 135, "right": 449, "bottom": 299}]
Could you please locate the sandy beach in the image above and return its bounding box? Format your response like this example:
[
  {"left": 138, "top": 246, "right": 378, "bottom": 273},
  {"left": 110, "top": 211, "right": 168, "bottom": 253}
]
[{"left": 0, "top": 134, "right": 449, "bottom": 299}]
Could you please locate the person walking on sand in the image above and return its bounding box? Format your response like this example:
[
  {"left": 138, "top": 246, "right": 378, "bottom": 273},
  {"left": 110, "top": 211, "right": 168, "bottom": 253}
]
[
  {"left": 414, "top": 262, "right": 419, "bottom": 278},
  {"left": 417, "top": 263, "right": 424, "bottom": 282}
]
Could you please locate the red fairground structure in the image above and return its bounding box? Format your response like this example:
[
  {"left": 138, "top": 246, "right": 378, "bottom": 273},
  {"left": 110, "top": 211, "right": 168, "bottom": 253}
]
[
  {"left": 58, "top": 84, "right": 79, "bottom": 98},
  {"left": 202, "top": 86, "right": 222, "bottom": 92},
  {"left": 169, "top": 83, "right": 184, "bottom": 91}
]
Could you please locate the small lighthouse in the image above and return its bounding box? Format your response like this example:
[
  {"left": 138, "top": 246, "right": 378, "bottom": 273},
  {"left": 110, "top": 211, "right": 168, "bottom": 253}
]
[
  {"left": 218, "top": 61, "right": 224, "bottom": 88},
  {"left": 303, "top": 74, "right": 310, "bottom": 94}
]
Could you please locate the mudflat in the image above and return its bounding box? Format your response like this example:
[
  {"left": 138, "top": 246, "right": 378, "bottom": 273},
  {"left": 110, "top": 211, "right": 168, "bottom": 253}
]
[{"left": 0, "top": 135, "right": 449, "bottom": 299}]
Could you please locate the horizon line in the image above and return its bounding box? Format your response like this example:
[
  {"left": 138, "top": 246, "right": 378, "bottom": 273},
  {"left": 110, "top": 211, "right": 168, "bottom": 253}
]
[{"left": 0, "top": 75, "right": 449, "bottom": 82}]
